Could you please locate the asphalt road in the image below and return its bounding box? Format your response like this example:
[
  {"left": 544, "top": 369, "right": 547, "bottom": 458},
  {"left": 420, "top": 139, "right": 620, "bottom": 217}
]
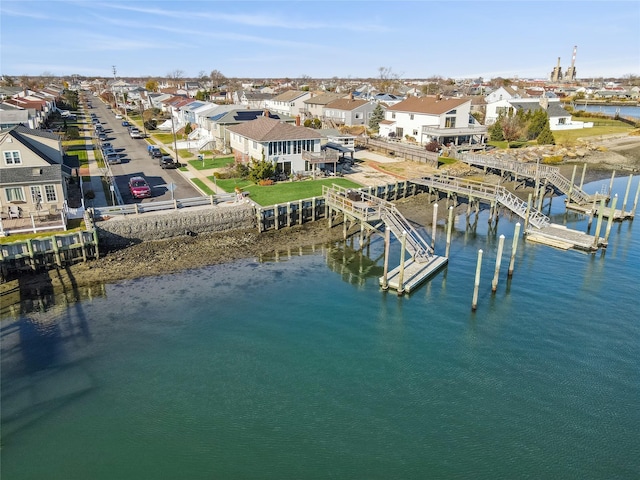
[{"left": 85, "top": 95, "right": 200, "bottom": 204}]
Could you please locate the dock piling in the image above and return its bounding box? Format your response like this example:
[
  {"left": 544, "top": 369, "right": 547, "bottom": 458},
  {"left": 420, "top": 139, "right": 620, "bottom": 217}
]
[
  {"left": 622, "top": 174, "right": 633, "bottom": 213},
  {"left": 608, "top": 171, "right": 616, "bottom": 197},
  {"left": 593, "top": 198, "right": 606, "bottom": 249},
  {"left": 432, "top": 203, "right": 438, "bottom": 250},
  {"left": 492, "top": 235, "right": 505, "bottom": 293},
  {"left": 604, "top": 194, "right": 618, "bottom": 243},
  {"left": 632, "top": 179, "right": 640, "bottom": 217},
  {"left": 446, "top": 206, "right": 454, "bottom": 258},
  {"left": 472, "top": 249, "right": 483, "bottom": 311},
  {"left": 381, "top": 227, "right": 390, "bottom": 290},
  {"left": 579, "top": 163, "right": 587, "bottom": 190},
  {"left": 508, "top": 222, "right": 521, "bottom": 278},
  {"left": 397, "top": 231, "right": 407, "bottom": 296}
]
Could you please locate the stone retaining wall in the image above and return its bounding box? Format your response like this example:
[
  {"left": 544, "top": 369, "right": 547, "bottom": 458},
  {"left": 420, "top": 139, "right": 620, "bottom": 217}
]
[{"left": 96, "top": 204, "right": 256, "bottom": 248}]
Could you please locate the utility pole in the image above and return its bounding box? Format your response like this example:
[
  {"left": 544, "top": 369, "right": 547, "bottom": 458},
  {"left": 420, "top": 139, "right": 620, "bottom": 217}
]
[{"left": 171, "top": 111, "right": 179, "bottom": 163}]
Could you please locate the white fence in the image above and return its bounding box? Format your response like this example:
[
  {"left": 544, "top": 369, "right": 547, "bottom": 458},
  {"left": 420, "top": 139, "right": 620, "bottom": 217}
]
[{"left": 92, "top": 194, "right": 236, "bottom": 218}]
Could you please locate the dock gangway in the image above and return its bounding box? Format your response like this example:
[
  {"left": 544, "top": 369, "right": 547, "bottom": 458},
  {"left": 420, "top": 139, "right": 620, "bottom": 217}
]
[
  {"left": 323, "top": 184, "right": 434, "bottom": 262},
  {"left": 457, "top": 152, "right": 594, "bottom": 205},
  {"left": 411, "top": 175, "right": 550, "bottom": 229}
]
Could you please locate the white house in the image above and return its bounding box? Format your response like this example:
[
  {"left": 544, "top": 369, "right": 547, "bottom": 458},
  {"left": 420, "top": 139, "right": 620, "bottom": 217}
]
[
  {"left": 484, "top": 86, "right": 521, "bottom": 104},
  {"left": 226, "top": 116, "right": 322, "bottom": 175},
  {"left": 264, "top": 90, "right": 312, "bottom": 118},
  {"left": 486, "top": 96, "right": 593, "bottom": 131},
  {"left": 322, "top": 97, "right": 379, "bottom": 126},
  {"left": 379, "top": 96, "right": 487, "bottom": 146},
  {"left": 302, "top": 92, "right": 346, "bottom": 120}
]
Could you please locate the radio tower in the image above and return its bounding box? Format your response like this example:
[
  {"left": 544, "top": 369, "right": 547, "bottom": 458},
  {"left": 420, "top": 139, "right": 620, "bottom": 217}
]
[
  {"left": 564, "top": 46, "right": 577, "bottom": 82},
  {"left": 112, "top": 65, "right": 117, "bottom": 80}
]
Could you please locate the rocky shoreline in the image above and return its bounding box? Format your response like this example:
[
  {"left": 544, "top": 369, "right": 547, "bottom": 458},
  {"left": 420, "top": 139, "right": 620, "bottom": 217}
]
[{"left": 3, "top": 135, "right": 639, "bottom": 297}]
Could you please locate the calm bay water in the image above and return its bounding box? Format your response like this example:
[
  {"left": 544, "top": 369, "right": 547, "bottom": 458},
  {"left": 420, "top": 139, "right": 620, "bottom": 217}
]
[
  {"left": 2, "top": 177, "right": 639, "bottom": 479},
  {"left": 580, "top": 104, "right": 640, "bottom": 119}
]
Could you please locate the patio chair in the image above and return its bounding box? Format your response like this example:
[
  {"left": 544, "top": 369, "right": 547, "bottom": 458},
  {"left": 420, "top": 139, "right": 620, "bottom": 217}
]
[{"left": 9, "top": 205, "right": 21, "bottom": 219}]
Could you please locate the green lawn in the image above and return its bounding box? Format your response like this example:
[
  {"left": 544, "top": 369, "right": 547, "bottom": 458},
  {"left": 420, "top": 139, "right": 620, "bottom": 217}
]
[
  {"left": 178, "top": 149, "right": 195, "bottom": 159},
  {"left": 153, "top": 133, "right": 176, "bottom": 144},
  {"left": 192, "top": 178, "right": 215, "bottom": 196},
  {"left": 553, "top": 117, "right": 636, "bottom": 145},
  {"left": 214, "top": 177, "right": 362, "bottom": 205},
  {"left": 188, "top": 156, "right": 235, "bottom": 170}
]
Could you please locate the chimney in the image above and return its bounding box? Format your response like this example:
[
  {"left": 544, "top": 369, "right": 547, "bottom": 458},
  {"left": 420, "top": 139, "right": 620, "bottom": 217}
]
[
  {"left": 349, "top": 92, "right": 353, "bottom": 100},
  {"left": 263, "top": 109, "right": 270, "bottom": 117},
  {"left": 296, "top": 115, "right": 301, "bottom": 126}
]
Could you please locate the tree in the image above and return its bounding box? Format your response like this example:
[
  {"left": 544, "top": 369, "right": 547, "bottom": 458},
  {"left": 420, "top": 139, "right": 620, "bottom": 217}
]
[
  {"left": 501, "top": 115, "right": 523, "bottom": 147},
  {"left": 209, "top": 69, "right": 226, "bottom": 91},
  {"left": 184, "top": 123, "right": 192, "bottom": 136},
  {"left": 145, "top": 79, "right": 159, "bottom": 92},
  {"left": 167, "top": 69, "right": 184, "bottom": 87},
  {"left": 248, "top": 159, "right": 274, "bottom": 183},
  {"left": 536, "top": 123, "right": 555, "bottom": 145},
  {"left": 368, "top": 104, "right": 385, "bottom": 131},
  {"left": 488, "top": 121, "right": 504, "bottom": 141},
  {"left": 195, "top": 90, "right": 207, "bottom": 101},
  {"left": 526, "top": 109, "right": 548, "bottom": 140},
  {"left": 378, "top": 66, "right": 400, "bottom": 93}
]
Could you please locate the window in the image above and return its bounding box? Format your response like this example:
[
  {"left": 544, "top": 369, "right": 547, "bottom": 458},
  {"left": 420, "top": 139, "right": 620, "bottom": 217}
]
[
  {"left": 413, "top": 130, "right": 418, "bottom": 136},
  {"left": 30, "top": 186, "right": 43, "bottom": 204},
  {"left": 45, "top": 185, "right": 57, "bottom": 202},
  {"left": 410, "top": 114, "right": 414, "bottom": 120},
  {"left": 5, "top": 187, "right": 25, "bottom": 202},
  {"left": 391, "top": 113, "right": 396, "bottom": 119},
  {"left": 3, "top": 151, "right": 22, "bottom": 165},
  {"left": 445, "top": 116, "right": 457, "bottom": 128}
]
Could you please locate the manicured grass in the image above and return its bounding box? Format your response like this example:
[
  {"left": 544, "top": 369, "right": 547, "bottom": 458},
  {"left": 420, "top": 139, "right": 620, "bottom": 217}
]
[
  {"left": 153, "top": 133, "right": 175, "bottom": 144},
  {"left": 66, "top": 150, "right": 89, "bottom": 167},
  {"left": 553, "top": 117, "right": 635, "bottom": 146},
  {"left": 191, "top": 178, "right": 215, "bottom": 196},
  {"left": 188, "top": 156, "right": 235, "bottom": 170},
  {"left": 0, "top": 219, "right": 86, "bottom": 244},
  {"left": 178, "top": 149, "right": 195, "bottom": 159},
  {"left": 214, "top": 178, "right": 254, "bottom": 192},
  {"left": 213, "top": 177, "right": 362, "bottom": 205}
]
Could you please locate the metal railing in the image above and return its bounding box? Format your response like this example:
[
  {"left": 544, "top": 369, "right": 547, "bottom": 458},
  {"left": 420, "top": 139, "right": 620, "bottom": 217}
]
[{"left": 92, "top": 194, "right": 235, "bottom": 218}]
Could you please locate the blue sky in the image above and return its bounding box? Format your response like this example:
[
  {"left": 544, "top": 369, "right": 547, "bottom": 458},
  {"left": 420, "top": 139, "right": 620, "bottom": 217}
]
[{"left": 1, "top": 1, "right": 639, "bottom": 80}]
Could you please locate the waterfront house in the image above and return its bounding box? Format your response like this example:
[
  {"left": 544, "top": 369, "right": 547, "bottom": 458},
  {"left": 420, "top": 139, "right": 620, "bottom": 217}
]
[
  {"left": 0, "top": 125, "right": 71, "bottom": 222},
  {"left": 379, "top": 95, "right": 486, "bottom": 146},
  {"left": 485, "top": 96, "right": 591, "bottom": 131},
  {"left": 226, "top": 115, "right": 322, "bottom": 175}
]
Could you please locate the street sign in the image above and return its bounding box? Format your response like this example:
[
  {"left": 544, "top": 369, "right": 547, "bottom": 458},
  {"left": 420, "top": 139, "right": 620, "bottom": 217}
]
[{"left": 167, "top": 183, "right": 177, "bottom": 192}]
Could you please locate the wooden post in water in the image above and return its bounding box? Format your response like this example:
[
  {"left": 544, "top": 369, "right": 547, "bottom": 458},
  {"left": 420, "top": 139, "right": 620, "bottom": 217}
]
[
  {"left": 608, "top": 171, "right": 616, "bottom": 197},
  {"left": 312, "top": 197, "right": 317, "bottom": 221},
  {"left": 508, "top": 222, "right": 521, "bottom": 277},
  {"left": 274, "top": 204, "right": 280, "bottom": 230},
  {"left": 524, "top": 193, "right": 532, "bottom": 231},
  {"left": 381, "top": 227, "right": 390, "bottom": 290},
  {"left": 472, "top": 249, "right": 483, "bottom": 311},
  {"left": 397, "top": 231, "right": 407, "bottom": 296},
  {"left": 593, "top": 197, "right": 606, "bottom": 249},
  {"left": 604, "top": 194, "right": 618, "bottom": 243},
  {"left": 632, "top": 180, "right": 640, "bottom": 217},
  {"left": 492, "top": 235, "right": 505, "bottom": 293},
  {"left": 579, "top": 163, "right": 587, "bottom": 190},
  {"left": 446, "top": 206, "right": 454, "bottom": 258},
  {"left": 343, "top": 214, "right": 348, "bottom": 240},
  {"left": 622, "top": 174, "right": 633, "bottom": 213},
  {"left": 287, "top": 202, "right": 292, "bottom": 227},
  {"left": 567, "top": 164, "right": 577, "bottom": 208},
  {"left": 432, "top": 203, "right": 438, "bottom": 250}
]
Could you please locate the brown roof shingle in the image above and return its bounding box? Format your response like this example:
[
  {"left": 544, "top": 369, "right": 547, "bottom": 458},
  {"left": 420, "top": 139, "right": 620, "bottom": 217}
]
[
  {"left": 227, "top": 116, "right": 321, "bottom": 142},
  {"left": 388, "top": 96, "right": 468, "bottom": 115}
]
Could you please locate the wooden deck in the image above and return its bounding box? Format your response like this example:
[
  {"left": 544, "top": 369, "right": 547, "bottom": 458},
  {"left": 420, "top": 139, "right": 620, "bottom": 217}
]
[
  {"left": 525, "top": 224, "right": 604, "bottom": 251},
  {"left": 380, "top": 256, "right": 449, "bottom": 294},
  {"left": 565, "top": 202, "right": 634, "bottom": 221}
]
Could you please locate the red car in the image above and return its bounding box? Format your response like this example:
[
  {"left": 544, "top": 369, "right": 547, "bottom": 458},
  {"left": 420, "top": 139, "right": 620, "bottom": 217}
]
[{"left": 128, "top": 176, "right": 151, "bottom": 199}]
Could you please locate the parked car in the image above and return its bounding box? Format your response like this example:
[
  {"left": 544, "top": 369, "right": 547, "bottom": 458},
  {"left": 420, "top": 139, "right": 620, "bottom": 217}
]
[
  {"left": 129, "top": 128, "right": 142, "bottom": 139},
  {"left": 101, "top": 142, "right": 113, "bottom": 151},
  {"left": 105, "top": 152, "right": 120, "bottom": 165},
  {"left": 98, "top": 132, "right": 107, "bottom": 142},
  {"left": 159, "top": 155, "right": 178, "bottom": 169},
  {"left": 122, "top": 121, "right": 130, "bottom": 127},
  {"left": 128, "top": 176, "right": 151, "bottom": 198},
  {"left": 115, "top": 114, "right": 122, "bottom": 119}
]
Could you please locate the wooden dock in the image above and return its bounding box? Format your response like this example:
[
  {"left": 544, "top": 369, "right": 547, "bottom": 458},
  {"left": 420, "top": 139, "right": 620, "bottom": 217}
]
[
  {"left": 380, "top": 256, "right": 448, "bottom": 294},
  {"left": 525, "top": 224, "right": 604, "bottom": 251},
  {"left": 565, "top": 202, "right": 634, "bottom": 221}
]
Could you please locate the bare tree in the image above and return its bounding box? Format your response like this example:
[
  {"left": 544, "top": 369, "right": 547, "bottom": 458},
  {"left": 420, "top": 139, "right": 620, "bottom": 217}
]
[
  {"left": 377, "top": 66, "right": 402, "bottom": 93},
  {"left": 167, "top": 69, "right": 184, "bottom": 87},
  {"left": 209, "top": 69, "right": 226, "bottom": 92}
]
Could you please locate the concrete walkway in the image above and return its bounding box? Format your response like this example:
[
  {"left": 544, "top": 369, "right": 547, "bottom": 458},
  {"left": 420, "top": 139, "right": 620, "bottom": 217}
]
[{"left": 80, "top": 106, "right": 109, "bottom": 208}]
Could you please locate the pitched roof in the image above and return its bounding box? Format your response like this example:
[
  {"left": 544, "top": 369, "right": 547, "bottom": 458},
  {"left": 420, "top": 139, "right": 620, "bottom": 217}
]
[
  {"left": 271, "top": 90, "right": 309, "bottom": 102},
  {"left": 387, "top": 96, "right": 469, "bottom": 115},
  {"left": 304, "top": 92, "right": 346, "bottom": 106},
  {"left": 324, "top": 98, "right": 369, "bottom": 111},
  {"left": 227, "top": 116, "right": 321, "bottom": 142}
]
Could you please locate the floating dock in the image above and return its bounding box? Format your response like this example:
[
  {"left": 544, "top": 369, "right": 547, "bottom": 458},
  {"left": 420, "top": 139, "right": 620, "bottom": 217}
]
[
  {"left": 380, "top": 256, "right": 448, "bottom": 294},
  {"left": 565, "top": 202, "right": 634, "bottom": 221},
  {"left": 525, "top": 224, "right": 604, "bottom": 251}
]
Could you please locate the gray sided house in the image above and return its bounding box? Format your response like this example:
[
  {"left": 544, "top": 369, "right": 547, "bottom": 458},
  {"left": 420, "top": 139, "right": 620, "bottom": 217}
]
[
  {"left": 302, "top": 92, "right": 347, "bottom": 121},
  {"left": 1, "top": 126, "right": 73, "bottom": 220},
  {"left": 264, "top": 90, "right": 312, "bottom": 119},
  {"left": 323, "top": 98, "right": 379, "bottom": 126}
]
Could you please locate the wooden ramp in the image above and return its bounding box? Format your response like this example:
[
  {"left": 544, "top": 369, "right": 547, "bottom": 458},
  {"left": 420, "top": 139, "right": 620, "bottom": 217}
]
[
  {"left": 526, "top": 224, "right": 604, "bottom": 251},
  {"left": 380, "top": 256, "right": 448, "bottom": 294}
]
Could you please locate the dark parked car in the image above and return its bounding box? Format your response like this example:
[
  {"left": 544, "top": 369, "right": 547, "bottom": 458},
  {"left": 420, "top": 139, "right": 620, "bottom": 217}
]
[
  {"left": 149, "top": 147, "right": 162, "bottom": 158},
  {"left": 122, "top": 121, "right": 130, "bottom": 127},
  {"left": 159, "top": 155, "right": 178, "bottom": 169},
  {"left": 128, "top": 176, "right": 151, "bottom": 198},
  {"left": 98, "top": 132, "right": 107, "bottom": 142}
]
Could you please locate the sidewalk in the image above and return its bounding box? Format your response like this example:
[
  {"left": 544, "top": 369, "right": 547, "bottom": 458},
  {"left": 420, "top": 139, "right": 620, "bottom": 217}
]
[{"left": 81, "top": 106, "right": 109, "bottom": 208}]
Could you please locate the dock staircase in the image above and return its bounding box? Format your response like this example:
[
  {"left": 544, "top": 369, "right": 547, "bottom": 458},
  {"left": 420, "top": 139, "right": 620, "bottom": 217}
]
[
  {"left": 411, "top": 175, "right": 550, "bottom": 229},
  {"left": 322, "top": 184, "right": 434, "bottom": 262},
  {"left": 457, "top": 152, "right": 596, "bottom": 205}
]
